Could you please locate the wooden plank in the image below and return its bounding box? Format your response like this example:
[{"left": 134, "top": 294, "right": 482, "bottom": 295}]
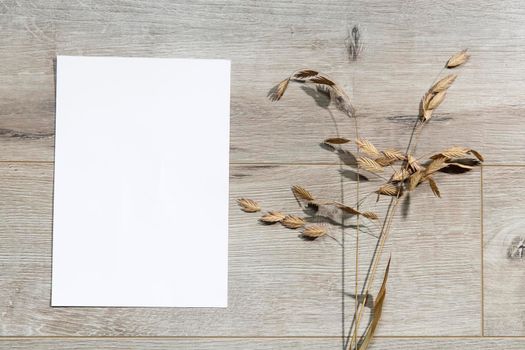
[
  {"left": 1, "top": 337, "right": 524, "bottom": 350},
  {"left": 0, "top": 163, "right": 481, "bottom": 336},
  {"left": 483, "top": 166, "right": 525, "bottom": 336},
  {"left": 0, "top": 0, "right": 522, "bottom": 163},
  {"left": 0, "top": 163, "right": 343, "bottom": 336}
]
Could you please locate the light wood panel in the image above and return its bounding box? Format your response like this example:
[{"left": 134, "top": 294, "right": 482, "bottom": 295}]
[
  {"left": 0, "top": 163, "right": 342, "bottom": 336},
  {"left": 1, "top": 337, "right": 524, "bottom": 350},
  {"left": 0, "top": 163, "right": 481, "bottom": 336},
  {"left": 0, "top": 0, "right": 519, "bottom": 347},
  {"left": 0, "top": 0, "right": 523, "bottom": 163},
  {"left": 483, "top": 166, "right": 525, "bottom": 336}
]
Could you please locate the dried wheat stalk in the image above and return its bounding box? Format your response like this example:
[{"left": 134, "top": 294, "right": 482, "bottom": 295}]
[
  {"left": 240, "top": 48, "right": 480, "bottom": 350},
  {"left": 348, "top": 48, "right": 476, "bottom": 350}
]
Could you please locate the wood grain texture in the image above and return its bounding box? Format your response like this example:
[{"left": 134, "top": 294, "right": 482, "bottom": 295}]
[
  {"left": 0, "top": 164, "right": 341, "bottom": 336},
  {"left": 483, "top": 166, "right": 525, "bottom": 336},
  {"left": 0, "top": 0, "right": 522, "bottom": 163},
  {"left": 0, "top": 163, "right": 481, "bottom": 336},
  {"left": 1, "top": 338, "right": 524, "bottom": 350},
  {"left": 0, "top": 0, "right": 518, "bottom": 347}
]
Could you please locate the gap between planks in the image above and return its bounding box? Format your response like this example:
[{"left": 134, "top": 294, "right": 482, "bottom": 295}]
[
  {"left": 481, "top": 165, "right": 485, "bottom": 336},
  {"left": 1, "top": 336, "right": 525, "bottom": 340}
]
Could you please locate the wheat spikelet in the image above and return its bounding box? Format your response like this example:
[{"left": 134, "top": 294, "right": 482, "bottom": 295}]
[
  {"left": 425, "top": 157, "right": 447, "bottom": 175},
  {"left": 382, "top": 149, "right": 405, "bottom": 161},
  {"left": 431, "top": 147, "right": 484, "bottom": 162},
  {"left": 421, "top": 91, "right": 433, "bottom": 110},
  {"left": 407, "top": 155, "right": 422, "bottom": 172},
  {"left": 358, "top": 156, "right": 384, "bottom": 173},
  {"left": 427, "top": 90, "right": 447, "bottom": 110},
  {"left": 335, "top": 203, "right": 361, "bottom": 215},
  {"left": 324, "top": 137, "right": 351, "bottom": 144},
  {"left": 469, "top": 149, "right": 484, "bottom": 162},
  {"left": 376, "top": 183, "right": 402, "bottom": 197},
  {"left": 446, "top": 49, "right": 470, "bottom": 68},
  {"left": 237, "top": 198, "right": 261, "bottom": 213},
  {"left": 392, "top": 168, "right": 410, "bottom": 182},
  {"left": 431, "top": 146, "right": 470, "bottom": 159},
  {"left": 362, "top": 211, "right": 379, "bottom": 220},
  {"left": 310, "top": 75, "right": 336, "bottom": 86},
  {"left": 419, "top": 92, "right": 434, "bottom": 121},
  {"left": 375, "top": 156, "right": 397, "bottom": 167},
  {"left": 293, "top": 69, "right": 319, "bottom": 79},
  {"left": 302, "top": 224, "right": 327, "bottom": 239},
  {"left": 281, "top": 215, "right": 305, "bottom": 229},
  {"left": 420, "top": 89, "right": 446, "bottom": 122},
  {"left": 407, "top": 170, "right": 423, "bottom": 191},
  {"left": 428, "top": 177, "right": 441, "bottom": 198},
  {"left": 356, "top": 138, "right": 381, "bottom": 158},
  {"left": 291, "top": 185, "right": 315, "bottom": 203},
  {"left": 260, "top": 211, "right": 286, "bottom": 223},
  {"left": 430, "top": 74, "right": 457, "bottom": 93},
  {"left": 291, "top": 70, "right": 335, "bottom": 86},
  {"left": 269, "top": 78, "right": 290, "bottom": 101}
]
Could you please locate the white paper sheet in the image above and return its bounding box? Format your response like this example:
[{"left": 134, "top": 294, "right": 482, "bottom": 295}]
[{"left": 52, "top": 56, "right": 230, "bottom": 307}]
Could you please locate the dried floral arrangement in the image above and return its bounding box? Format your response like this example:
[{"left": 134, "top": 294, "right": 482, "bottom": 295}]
[{"left": 238, "top": 37, "right": 479, "bottom": 350}]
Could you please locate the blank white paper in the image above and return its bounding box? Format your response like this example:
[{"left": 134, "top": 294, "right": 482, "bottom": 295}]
[{"left": 52, "top": 56, "right": 230, "bottom": 307}]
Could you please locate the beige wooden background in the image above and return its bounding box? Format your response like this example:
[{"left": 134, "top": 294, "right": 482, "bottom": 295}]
[{"left": 0, "top": 0, "right": 524, "bottom": 349}]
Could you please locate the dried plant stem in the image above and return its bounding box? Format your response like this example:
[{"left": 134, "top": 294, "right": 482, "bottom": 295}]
[
  {"left": 340, "top": 138, "right": 347, "bottom": 338},
  {"left": 410, "top": 122, "right": 426, "bottom": 156},
  {"left": 406, "top": 119, "right": 423, "bottom": 155},
  {"left": 431, "top": 67, "right": 446, "bottom": 87},
  {"left": 347, "top": 196, "right": 400, "bottom": 350},
  {"left": 352, "top": 112, "right": 361, "bottom": 349},
  {"left": 347, "top": 111, "right": 424, "bottom": 349}
]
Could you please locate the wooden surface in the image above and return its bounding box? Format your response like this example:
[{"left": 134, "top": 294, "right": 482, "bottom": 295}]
[
  {"left": 0, "top": 0, "right": 523, "bottom": 348},
  {"left": 1, "top": 338, "right": 525, "bottom": 350}
]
